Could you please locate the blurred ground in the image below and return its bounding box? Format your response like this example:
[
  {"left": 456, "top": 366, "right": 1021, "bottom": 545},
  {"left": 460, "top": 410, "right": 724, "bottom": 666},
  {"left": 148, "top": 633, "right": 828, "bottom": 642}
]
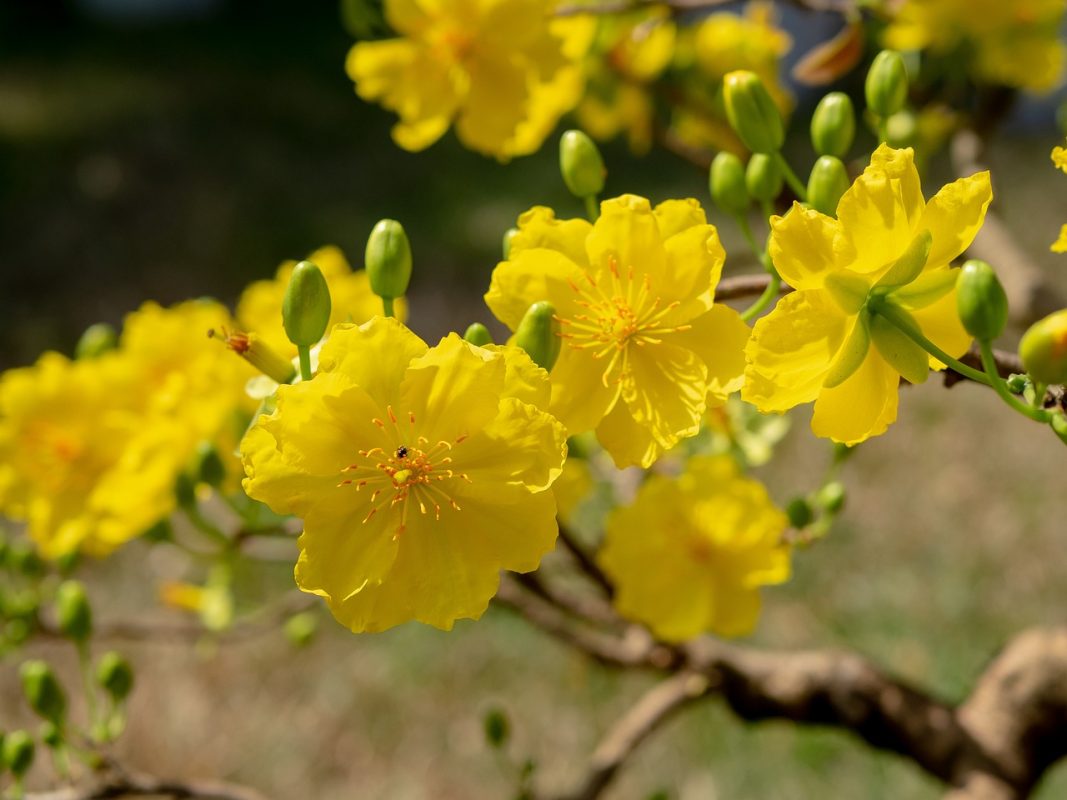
[{"left": 3, "top": 2, "right": 1067, "bottom": 799}]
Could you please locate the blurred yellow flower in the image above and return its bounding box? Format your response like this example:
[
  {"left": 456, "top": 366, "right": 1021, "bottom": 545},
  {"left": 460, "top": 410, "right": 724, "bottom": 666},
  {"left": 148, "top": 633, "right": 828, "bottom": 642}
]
[
  {"left": 1053, "top": 224, "right": 1067, "bottom": 254},
  {"left": 241, "top": 317, "right": 567, "bottom": 633},
  {"left": 237, "top": 245, "right": 402, "bottom": 359},
  {"left": 743, "top": 145, "right": 992, "bottom": 444},
  {"left": 885, "top": 0, "right": 1066, "bottom": 91},
  {"left": 485, "top": 195, "right": 750, "bottom": 468},
  {"left": 1054, "top": 143, "right": 1067, "bottom": 173},
  {"left": 598, "top": 454, "right": 790, "bottom": 641},
  {"left": 347, "top": 0, "right": 587, "bottom": 159}
]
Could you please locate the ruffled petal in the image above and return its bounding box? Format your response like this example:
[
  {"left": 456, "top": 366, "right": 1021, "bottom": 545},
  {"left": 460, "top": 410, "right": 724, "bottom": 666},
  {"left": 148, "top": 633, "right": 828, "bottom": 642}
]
[
  {"left": 663, "top": 304, "right": 749, "bottom": 405},
  {"left": 484, "top": 248, "right": 588, "bottom": 330},
  {"left": 919, "top": 170, "right": 993, "bottom": 268},
  {"left": 509, "top": 206, "right": 593, "bottom": 266},
  {"left": 811, "top": 348, "right": 899, "bottom": 444},
  {"left": 317, "top": 317, "right": 427, "bottom": 409},
  {"left": 768, "top": 203, "right": 843, "bottom": 290}
]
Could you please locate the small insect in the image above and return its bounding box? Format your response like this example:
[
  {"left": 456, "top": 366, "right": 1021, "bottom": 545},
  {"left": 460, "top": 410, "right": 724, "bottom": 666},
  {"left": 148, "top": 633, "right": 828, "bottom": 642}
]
[{"left": 396, "top": 446, "right": 409, "bottom": 459}]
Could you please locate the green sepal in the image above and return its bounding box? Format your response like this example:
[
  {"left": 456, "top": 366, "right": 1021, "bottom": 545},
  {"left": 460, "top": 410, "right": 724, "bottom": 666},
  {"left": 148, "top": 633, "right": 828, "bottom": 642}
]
[
  {"left": 824, "top": 310, "right": 871, "bottom": 389},
  {"left": 870, "top": 307, "right": 929, "bottom": 384},
  {"left": 824, "top": 271, "right": 871, "bottom": 315},
  {"left": 887, "top": 268, "right": 958, "bottom": 309},
  {"left": 876, "top": 229, "right": 932, "bottom": 289}
]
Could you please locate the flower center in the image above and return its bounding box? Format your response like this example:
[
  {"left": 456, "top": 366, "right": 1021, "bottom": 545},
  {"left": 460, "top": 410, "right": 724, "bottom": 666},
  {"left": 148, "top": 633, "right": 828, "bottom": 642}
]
[
  {"left": 558, "top": 257, "right": 691, "bottom": 387},
  {"left": 337, "top": 405, "right": 471, "bottom": 538}
]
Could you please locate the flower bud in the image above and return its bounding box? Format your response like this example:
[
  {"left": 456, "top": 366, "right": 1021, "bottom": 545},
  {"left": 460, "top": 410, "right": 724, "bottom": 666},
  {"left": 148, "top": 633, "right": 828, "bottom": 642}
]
[
  {"left": 3, "top": 730, "right": 35, "bottom": 778},
  {"left": 810, "top": 92, "right": 855, "bottom": 157},
  {"left": 365, "top": 219, "right": 413, "bottom": 300},
  {"left": 191, "top": 440, "right": 226, "bottom": 488},
  {"left": 282, "top": 261, "right": 332, "bottom": 347},
  {"left": 463, "top": 323, "right": 494, "bottom": 347},
  {"left": 785, "top": 498, "right": 814, "bottom": 529},
  {"left": 806, "top": 156, "right": 850, "bottom": 217},
  {"left": 7, "top": 542, "right": 43, "bottom": 577},
  {"left": 20, "top": 660, "right": 66, "bottom": 723},
  {"left": 54, "top": 580, "right": 92, "bottom": 643},
  {"left": 745, "top": 153, "right": 783, "bottom": 203},
  {"left": 723, "top": 71, "right": 784, "bottom": 154},
  {"left": 815, "top": 481, "right": 846, "bottom": 513},
  {"left": 502, "top": 227, "right": 519, "bottom": 259},
  {"left": 174, "top": 472, "right": 197, "bottom": 510},
  {"left": 40, "top": 721, "right": 63, "bottom": 749},
  {"left": 956, "top": 260, "right": 1008, "bottom": 341},
  {"left": 483, "top": 708, "right": 510, "bottom": 749},
  {"left": 1006, "top": 374, "right": 1029, "bottom": 394},
  {"left": 1019, "top": 309, "right": 1067, "bottom": 385},
  {"left": 709, "top": 152, "right": 750, "bottom": 217},
  {"left": 865, "top": 50, "right": 908, "bottom": 118},
  {"left": 513, "top": 302, "right": 561, "bottom": 372},
  {"left": 284, "top": 612, "right": 318, "bottom": 648},
  {"left": 559, "top": 130, "right": 606, "bottom": 198},
  {"left": 75, "top": 323, "right": 118, "bottom": 360},
  {"left": 96, "top": 651, "right": 135, "bottom": 702}
]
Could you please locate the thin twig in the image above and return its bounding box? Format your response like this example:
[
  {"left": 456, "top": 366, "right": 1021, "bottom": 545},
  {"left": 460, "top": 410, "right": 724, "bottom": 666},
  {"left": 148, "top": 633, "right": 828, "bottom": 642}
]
[
  {"left": 25, "top": 771, "right": 269, "bottom": 800},
  {"left": 556, "top": 524, "right": 615, "bottom": 598}
]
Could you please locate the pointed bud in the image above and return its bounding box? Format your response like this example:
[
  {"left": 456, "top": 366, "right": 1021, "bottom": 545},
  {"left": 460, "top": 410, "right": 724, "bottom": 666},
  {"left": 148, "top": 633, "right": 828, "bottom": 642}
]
[
  {"left": 55, "top": 580, "right": 92, "bottom": 643},
  {"left": 3, "top": 731, "right": 35, "bottom": 778},
  {"left": 810, "top": 92, "right": 855, "bottom": 157},
  {"left": 806, "top": 156, "right": 850, "bottom": 216},
  {"left": 75, "top": 323, "right": 118, "bottom": 360},
  {"left": 865, "top": 50, "right": 908, "bottom": 117},
  {"left": 96, "top": 652, "right": 135, "bottom": 702},
  {"left": 282, "top": 261, "right": 332, "bottom": 347},
  {"left": 20, "top": 660, "right": 66, "bottom": 724},
  {"left": 514, "top": 302, "right": 561, "bottom": 372},
  {"left": 366, "top": 219, "right": 413, "bottom": 301},
  {"left": 1019, "top": 309, "right": 1067, "bottom": 385},
  {"left": 723, "top": 71, "right": 784, "bottom": 154},
  {"left": 211, "top": 329, "right": 295, "bottom": 384},
  {"left": 709, "top": 152, "right": 750, "bottom": 217},
  {"left": 785, "top": 498, "right": 814, "bottom": 529},
  {"left": 957, "top": 260, "right": 1008, "bottom": 341},
  {"left": 745, "top": 153, "right": 783, "bottom": 203},
  {"left": 559, "top": 130, "right": 606, "bottom": 198},
  {"left": 502, "top": 227, "right": 519, "bottom": 259},
  {"left": 39, "top": 721, "right": 63, "bottom": 749},
  {"left": 463, "top": 323, "right": 494, "bottom": 347}
]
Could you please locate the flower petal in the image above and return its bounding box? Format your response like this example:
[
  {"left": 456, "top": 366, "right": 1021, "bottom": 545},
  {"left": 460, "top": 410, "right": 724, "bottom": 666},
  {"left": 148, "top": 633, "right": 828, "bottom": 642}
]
[
  {"left": 768, "top": 203, "right": 842, "bottom": 290},
  {"left": 317, "top": 317, "right": 428, "bottom": 409},
  {"left": 454, "top": 51, "right": 529, "bottom": 157},
  {"left": 547, "top": 344, "right": 621, "bottom": 434},
  {"left": 908, "top": 285, "right": 973, "bottom": 369},
  {"left": 811, "top": 348, "right": 899, "bottom": 444},
  {"left": 919, "top": 170, "right": 993, "bottom": 268},
  {"left": 621, "top": 340, "right": 707, "bottom": 452},
  {"left": 594, "top": 398, "right": 660, "bottom": 468},
  {"left": 663, "top": 304, "right": 749, "bottom": 404},
  {"left": 484, "top": 248, "right": 588, "bottom": 331},
  {"left": 586, "top": 195, "right": 666, "bottom": 282},
  {"left": 509, "top": 206, "right": 592, "bottom": 266}
]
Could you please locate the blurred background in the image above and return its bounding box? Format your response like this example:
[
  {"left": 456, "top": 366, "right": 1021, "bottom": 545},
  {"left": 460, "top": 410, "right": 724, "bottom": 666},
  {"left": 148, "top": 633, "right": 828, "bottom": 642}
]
[{"left": 3, "top": 1, "right": 1067, "bottom": 798}]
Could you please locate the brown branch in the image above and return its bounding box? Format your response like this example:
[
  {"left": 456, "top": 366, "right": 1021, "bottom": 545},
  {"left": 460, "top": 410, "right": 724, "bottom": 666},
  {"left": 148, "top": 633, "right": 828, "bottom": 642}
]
[
  {"left": 25, "top": 771, "right": 269, "bottom": 800},
  {"left": 556, "top": 524, "right": 615, "bottom": 598}
]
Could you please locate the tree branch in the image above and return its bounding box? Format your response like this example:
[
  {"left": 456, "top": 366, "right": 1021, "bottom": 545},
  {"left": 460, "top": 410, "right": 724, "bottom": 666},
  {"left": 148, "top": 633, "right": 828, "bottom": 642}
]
[{"left": 25, "top": 771, "right": 269, "bottom": 800}]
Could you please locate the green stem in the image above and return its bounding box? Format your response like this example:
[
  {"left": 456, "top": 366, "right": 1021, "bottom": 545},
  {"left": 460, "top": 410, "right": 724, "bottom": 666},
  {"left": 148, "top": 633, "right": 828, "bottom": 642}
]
[
  {"left": 1032, "top": 381, "right": 1048, "bottom": 410},
  {"left": 77, "top": 641, "right": 99, "bottom": 736},
  {"left": 584, "top": 194, "right": 599, "bottom": 222},
  {"left": 978, "top": 341, "right": 1050, "bottom": 423},
  {"left": 875, "top": 304, "right": 991, "bottom": 385},
  {"left": 759, "top": 198, "right": 776, "bottom": 225},
  {"left": 877, "top": 118, "right": 890, "bottom": 145},
  {"left": 297, "top": 345, "right": 312, "bottom": 382},
  {"left": 736, "top": 215, "right": 775, "bottom": 273},
  {"left": 740, "top": 275, "right": 782, "bottom": 322},
  {"left": 772, "top": 151, "right": 807, "bottom": 202},
  {"left": 381, "top": 296, "right": 395, "bottom": 318}
]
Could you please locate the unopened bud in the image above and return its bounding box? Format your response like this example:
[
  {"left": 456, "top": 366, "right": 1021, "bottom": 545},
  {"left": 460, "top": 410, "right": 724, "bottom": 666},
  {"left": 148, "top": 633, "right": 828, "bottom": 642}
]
[
  {"left": 55, "top": 580, "right": 92, "bottom": 643},
  {"left": 745, "top": 154, "right": 783, "bottom": 203},
  {"left": 956, "top": 260, "right": 1008, "bottom": 341},
  {"left": 514, "top": 302, "right": 561, "bottom": 372},
  {"left": 284, "top": 612, "right": 318, "bottom": 648},
  {"left": 559, "top": 130, "right": 606, "bottom": 198},
  {"left": 191, "top": 441, "right": 226, "bottom": 488},
  {"left": 463, "top": 323, "right": 494, "bottom": 347},
  {"left": 483, "top": 708, "right": 510, "bottom": 748},
  {"left": 807, "top": 156, "right": 850, "bottom": 216},
  {"left": 815, "top": 481, "right": 846, "bottom": 513},
  {"left": 75, "top": 323, "right": 118, "bottom": 359},
  {"left": 1019, "top": 309, "right": 1067, "bottom": 385},
  {"left": 282, "top": 261, "right": 332, "bottom": 347},
  {"left": 40, "top": 721, "right": 63, "bottom": 749},
  {"left": 866, "top": 50, "right": 908, "bottom": 118},
  {"left": 365, "top": 219, "right": 413, "bottom": 300},
  {"left": 3, "top": 730, "right": 35, "bottom": 778},
  {"left": 502, "top": 227, "right": 519, "bottom": 259},
  {"left": 810, "top": 92, "right": 855, "bottom": 157},
  {"left": 785, "top": 498, "right": 814, "bottom": 529},
  {"left": 709, "top": 152, "right": 750, "bottom": 217},
  {"left": 96, "top": 651, "right": 135, "bottom": 702},
  {"left": 723, "top": 71, "right": 784, "bottom": 154},
  {"left": 20, "top": 660, "right": 66, "bottom": 724}
]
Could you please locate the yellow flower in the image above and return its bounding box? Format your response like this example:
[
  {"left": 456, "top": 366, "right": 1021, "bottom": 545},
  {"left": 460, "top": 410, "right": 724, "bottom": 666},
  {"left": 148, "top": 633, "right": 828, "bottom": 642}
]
[
  {"left": 485, "top": 195, "right": 750, "bottom": 468},
  {"left": 743, "top": 145, "right": 993, "bottom": 444},
  {"left": 346, "top": 0, "right": 586, "bottom": 159},
  {"left": 1052, "top": 224, "right": 1067, "bottom": 254},
  {"left": 885, "top": 0, "right": 1066, "bottom": 92},
  {"left": 1054, "top": 143, "right": 1067, "bottom": 173},
  {"left": 237, "top": 245, "right": 403, "bottom": 359},
  {"left": 598, "top": 454, "right": 790, "bottom": 641},
  {"left": 241, "top": 317, "right": 567, "bottom": 633}
]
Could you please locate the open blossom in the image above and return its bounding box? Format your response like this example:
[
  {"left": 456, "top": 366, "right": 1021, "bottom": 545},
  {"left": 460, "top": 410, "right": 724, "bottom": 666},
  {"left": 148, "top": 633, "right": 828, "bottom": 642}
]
[
  {"left": 743, "top": 145, "right": 993, "bottom": 444},
  {"left": 485, "top": 195, "right": 749, "bottom": 468},
  {"left": 598, "top": 455, "right": 790, "bottom": 641},
  {"left": 241, "top": 317, "right": 567, "bottom": 633},
  {"left": 346, "top": 0, "right": 588, "bottom": 159}
]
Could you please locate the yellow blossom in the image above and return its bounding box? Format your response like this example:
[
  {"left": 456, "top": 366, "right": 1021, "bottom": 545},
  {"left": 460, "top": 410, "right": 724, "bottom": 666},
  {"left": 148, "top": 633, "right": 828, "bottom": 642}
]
[
  {"left": 1053, "top": 224, "right": 1067, "bottom": 254},
  {"left": 598, "top": 455, "right": 790, "bottom": 641},
  {"left": 743, "top": 145, "right": 993, "bottom": 444},
  {"left": 241, "top": 317, "right": 567, "bottom": 633},
  {"left": 1054, "top": 143, "right": 1067, "bottom": 173},
  {"left": 237, "top": 245, "right": 403, "bottom": 359},
  {"left": 885, "top": 0, "right": 1066, "bottom": 92},
  {"left": 346, "top": 0, "right": 587, "bottom": 159},
  {"left": 485, "top": 195, "right": 750, "bottom": 468}
]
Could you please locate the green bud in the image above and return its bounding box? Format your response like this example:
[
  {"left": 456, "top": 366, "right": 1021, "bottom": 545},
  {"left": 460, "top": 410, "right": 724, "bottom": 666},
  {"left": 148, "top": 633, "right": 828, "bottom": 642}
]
[
  {"left": 483, "top": 708, "right": 510, "bottom": 748},
  {"left": 810, "top": 92, "right": 855, "bottom": 158},
  {"left": 956, "top": 260, "right": 1008, "bottom": 341},
  {"left": 815, "top": 481, "right": 846, "bottom": 514},
  {"left": 513, "top": 302, "right": 561, "bottom": 372},
  {"left": 745, "top": 153, "right": 783, "bottom": 203},
  {"left": 865, "top": 50, "right": 908, "bottom": 118},
  {"left": 709, "top": 152, "right": 750, "bottom": 217},
  {"left": 7, "top": 542, "right": 43, "bottom": 577},
  {"left": 3, "top": 730, "right": 35, "bottom": 778},
  {"left": 885, "top": 110, "right": 918, "bottom": 148},
  {"left": 785, "top": 498, "right": 814, "bottom": 529},
  {"left": 75, "top": 323, "right": 118, "bottom": 359},
  {"left": 1019, "top": 309, "right": 1067, "bottom": 385},
  {"left": 806, "top": 156, "right": 849, "bottom": 217},
  {"left": 54, "top": 580, "right": 92, "bottom": 642},
  {"left": 559, "top": 130, "right": 606, "bottom": 198},
  {"left": 174, "top": 472, "right": 197, "bottom": 510},
  {"left": 96, "top": 651, "right": 135, "bottom": 701},
  {"left": 284, "top": 612, "right": 318, "bottom": 648},
  {"left": 142, "top": 518, "right": 173, "bottom": 543},
  {"left": 502, "top": 227, "right": 519, "bottom": 260},
  {"left": 282, "top": 261, "right": 332, "bottom": 347},
  {"left": 365, "top": 219, "right": 413, "bottom": 300},
  {"left": 1006, "top": 374, "right": 1029, "bottom": 394},
  {"left": 463, "top": 323, "right": 494, "bottom": 347},
  {"left": 20, "top": 660, "right": 67, "bottom": 723},
  {"left": 723, "top": 70, "right": 784, "bottom": 154},
  {"left": 40, "top": 721, "right": 63, "bottom": 749},
  {"left": 191, "top": 440, "right": 226, "bottom": 488}
]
